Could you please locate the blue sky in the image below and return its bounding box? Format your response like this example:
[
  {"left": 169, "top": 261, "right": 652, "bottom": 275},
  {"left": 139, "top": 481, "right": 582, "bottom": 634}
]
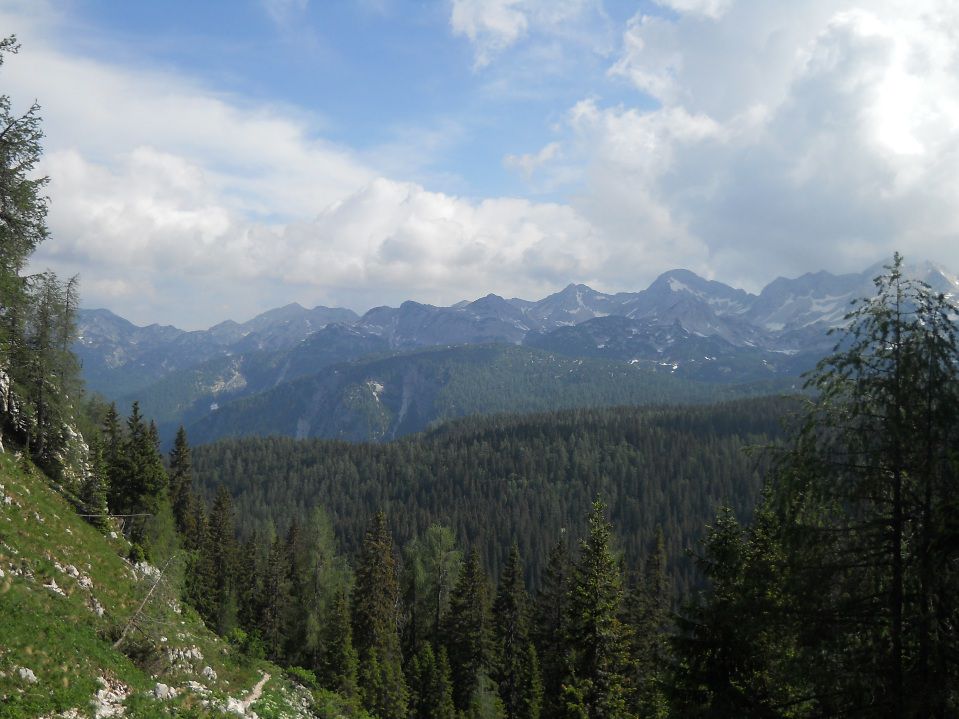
[
  {"left": 4, "top": 0, "right": 959, "bottom": 328},
  {"left": 60, "top": 0, "right": 648, "bottom": 201}
]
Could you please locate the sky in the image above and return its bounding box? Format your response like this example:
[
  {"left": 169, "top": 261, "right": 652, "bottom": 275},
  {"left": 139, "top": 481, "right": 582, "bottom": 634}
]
[{"left": 3, "top": 0, "right": 959, "bottom": 329}]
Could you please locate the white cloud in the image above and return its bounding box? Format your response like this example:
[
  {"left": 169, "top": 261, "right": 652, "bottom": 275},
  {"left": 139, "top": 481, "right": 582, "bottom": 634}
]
[
  {"left": 10, "top": 0, "right": 959, "bottom": 331},
  {"left": 654, "top": 0, "right": 732, "bottom": 21},
  {"left": 449, "top": 0, "right": 600, "bottom": 68},
  {"left": 550, "top": 0, "right": 959, "bottom": 290},
  {"left": 4, "top": 4, "right": 606, "bottom": 327},
  {"left": 450, "top": 0, "right": 529, "bottom": 67},
  {"left": 504, "top": 141, "right": 561, "bottom": 178}
]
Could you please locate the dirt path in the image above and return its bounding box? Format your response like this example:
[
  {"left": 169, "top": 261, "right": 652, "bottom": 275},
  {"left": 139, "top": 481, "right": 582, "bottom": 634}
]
[{"left": 242, "top": 672, "right": 270, "bottom": 710}]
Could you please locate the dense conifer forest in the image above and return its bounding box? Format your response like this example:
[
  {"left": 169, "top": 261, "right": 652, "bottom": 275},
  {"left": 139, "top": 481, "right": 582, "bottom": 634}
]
[{"left": 188, "top": 397, "right": 794, "bottom": 591}]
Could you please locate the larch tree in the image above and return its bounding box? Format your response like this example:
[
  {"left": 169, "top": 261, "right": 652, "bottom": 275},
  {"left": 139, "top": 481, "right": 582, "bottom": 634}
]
[{"left": 771, "top": 254, "right": 959, "bottom": 716}]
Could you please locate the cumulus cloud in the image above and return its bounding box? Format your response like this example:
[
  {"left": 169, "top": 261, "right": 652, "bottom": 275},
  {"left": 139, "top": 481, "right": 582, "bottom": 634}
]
[
  {"left": 654, "top": 0, "right": 732, "bottom": 21},
  {"left": 9, "top": 0, "right": 959, "bottom": 330},
  {"left": 1, "top": 3, "right": 608, "bottom": 327},
  {"left": 450, "top": 0, "right": 529, "bottom": 67},
  {"left": 41, "top": 142, "right": 598, "bottom": 323},
  {"left": 504, "top": 141, "right": 561, "bottom": 178},
  {"left": 449, "top": 0, "right": 600, "bottom": 68},
  {"left": 536, "top": 0, "right": 959, "bottom": 290}
]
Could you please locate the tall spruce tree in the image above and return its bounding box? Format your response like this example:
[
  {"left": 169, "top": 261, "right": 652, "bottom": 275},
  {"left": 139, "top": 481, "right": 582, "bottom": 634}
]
[
  {"left": 564, "top": 500, "right": 632, "bottom": 718},
  {"left": 533, "top": 538, "right": 572, "bottom": 719},
  {"left": 352, "top": 511, "right": 408, "bottom": 718},
  {"left": 168, "top": 426, "right": 196, "bottom": 538},
  {"left": 101, "top": 403, "right": 125, "bottom": 514},
  {"left": 258, "top": 533, "right": 291, "bottom": 662},
  {"left": 492, "top": 544, "right": 542, "bottom": 719},
  {"left": 444, "top": 547, "right": 494, "bottom": 711},
  {"left": 236, "top": 529, "right": 262, "bottom": 636},
  {"left": 80, "top": 434, "right": 110, "bottom": 530},
  {"left": 122, "top": 402, "right": 167, "bottom": 543},
  {"left": 627, "top": 528, "right": 670, "bottom": 718},
  {"left": 206, "top": 485, "right": 238, "bottom": 634},
  {"left": 318, "top": 587, "right": 359, "bottom": 699},
  {"left": 671, "top": 505, "right": 805, "bottom": 718}
]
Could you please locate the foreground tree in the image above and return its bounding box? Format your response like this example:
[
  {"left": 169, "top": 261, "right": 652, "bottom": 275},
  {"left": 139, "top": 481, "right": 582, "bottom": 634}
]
[
  {"left": 353, "top": 512, "right": 408, "bottom": 718},
  {"left": 533, "top": 539, "right": 572, "bottom": 718},
  {"left": 0, "top": 35, "right": 47, "bottom": 367},
  {"left": 444, "top": 548, "right": 494, "bottom": 711},
  {"left": 492, "top": 544, "right": 542, "bottom": 719},
  {"left": 675, "top": 255, "right": 959, "bottom": 717},
  {"left": 773, "top": 255, "right": 958, "bottom": 716},
  {"left": 0, "top": 37, "right": 82, "bottom": 476},
  {"left": 564, "top": 500, "right": 632, "bottom": 718},
  {"left": 168, "top": 426, "right": 196, "bottom": 538}
]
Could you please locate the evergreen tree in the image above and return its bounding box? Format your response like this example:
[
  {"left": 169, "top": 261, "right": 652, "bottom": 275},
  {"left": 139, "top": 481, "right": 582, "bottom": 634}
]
[
  {"left": 408, "top": 642, "right": 456, "bottom": 719},
  {"left": 533, "top": 539, "right": 572, "bottom": 718},
  {"left": 258, "top": 533, "right": 291, "bottom": 662},
  {"left": 492, "top": 544, "right": 541, "bottom": 719},
  {"left": 122, "top": 402, "right": 167, "bottom": 543},
  {"left": 80, "top": 434, "right": 110, "bottom": 530},
  {"left": 564, "top": 500, "right": 632, "bottom": 718},
  {"left": 101, "top": 403, "right": 125, "bottom": 514},
  {"left": 765, "top": 254, "right": 959, "bottom": 715},
  {"left": 671, "top": 501, "right": 810, "bottom": 718},
  {"left": 168, "top": 425, "right": 196, "bottom": 538},
  {"left": 206, "top": 485, "right": 238, "bottom": 634},
  {"left": 352, "top": 511, "right": 408, "bottom": 718},
  {"left": 236, "top": 530, "right": 262, "bottom": 635},
  {"left": 318, "top": 587, "right": 359, "bottom": 698},
  {"left": 627, "top": 529, "right": 670, "bottom": 718},
  {"left": 185, "top": 502, "right": 214, "bottom": 622},
  {"left": 444, "top": 547, "right": 493, "bottom": 711}
]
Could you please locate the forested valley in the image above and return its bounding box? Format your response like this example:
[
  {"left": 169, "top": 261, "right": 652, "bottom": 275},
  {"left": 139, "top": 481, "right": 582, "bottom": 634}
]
[
  {"left": 33, "top": 256, "right": 959, "bottom": 719},
  {"left": 2, "top": 30, "right": 959, "bottom": 719}
]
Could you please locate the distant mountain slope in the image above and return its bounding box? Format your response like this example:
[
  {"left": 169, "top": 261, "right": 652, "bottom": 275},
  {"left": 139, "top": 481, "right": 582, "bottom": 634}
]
[
  {"left": 76, "top": 303, "right": 357, "bottom": 397},
  {"left": 78, "top": 258, "right": 958, "bottom": 443},
  {"left": 127, "top": 323, "right": 391, "bottom": 434},
  {"left": 185, "top": 343, "right": 794, "bottom": 445}
]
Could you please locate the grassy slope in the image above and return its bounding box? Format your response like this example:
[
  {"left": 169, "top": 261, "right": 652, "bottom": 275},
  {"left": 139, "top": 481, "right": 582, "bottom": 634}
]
[{"left": 0, "top": 451, "right": 359, "bottom": 719}]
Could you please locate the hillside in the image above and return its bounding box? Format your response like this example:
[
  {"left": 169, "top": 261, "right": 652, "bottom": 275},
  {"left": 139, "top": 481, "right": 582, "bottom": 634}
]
[
  {"left": 184, "top": 343, "right": 795, "bottom": 445},
  {"left": 0, "top": 450, "right": 365, "bottom": 718}
]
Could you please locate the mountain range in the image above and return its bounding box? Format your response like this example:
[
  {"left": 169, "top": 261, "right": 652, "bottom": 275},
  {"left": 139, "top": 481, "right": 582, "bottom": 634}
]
[{"left": 75, "top": 259, "right": 959, "bottom": 444}]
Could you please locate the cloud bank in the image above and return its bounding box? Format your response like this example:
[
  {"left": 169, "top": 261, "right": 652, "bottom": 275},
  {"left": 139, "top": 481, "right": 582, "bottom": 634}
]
[{"left": 5, "top": 1, "right": 959, "bottom": 329}]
